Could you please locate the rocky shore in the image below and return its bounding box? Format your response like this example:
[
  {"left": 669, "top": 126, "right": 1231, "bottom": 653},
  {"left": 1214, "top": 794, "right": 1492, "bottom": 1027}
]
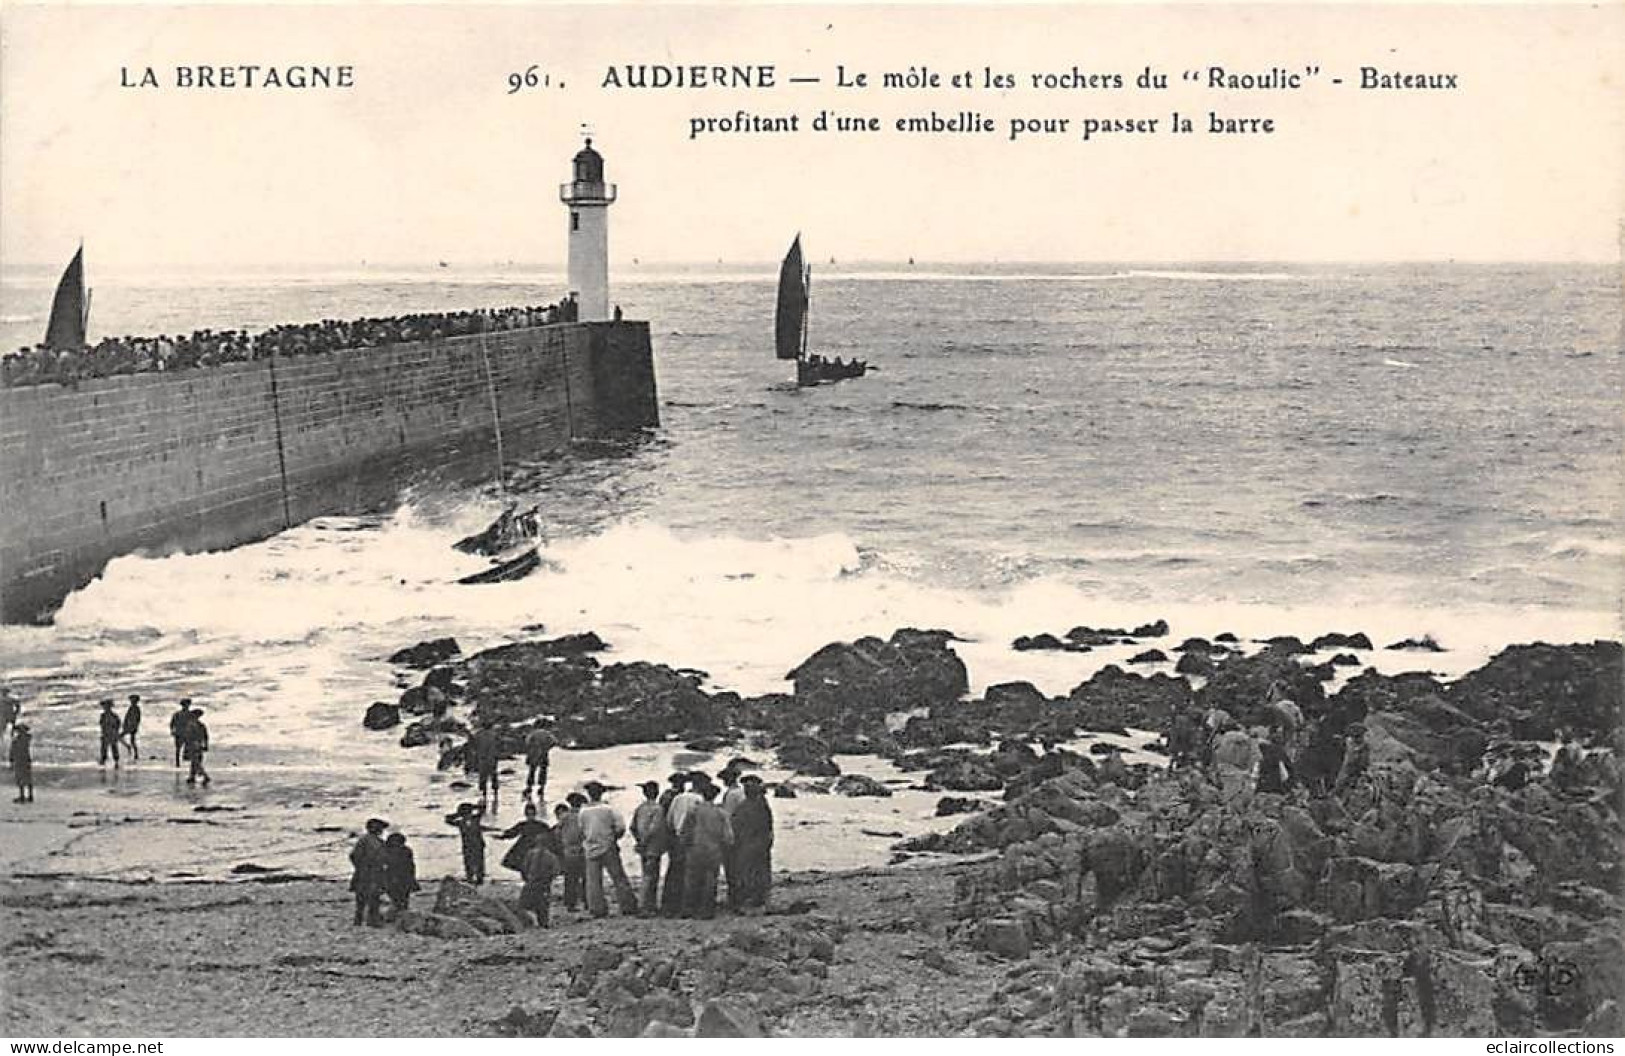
[
  {"left": 5, "top": 624, "right": 1617, "bottom": 1037},
  {"left": 330, "top": 622, "right": 1625, "bottom": 1036}
]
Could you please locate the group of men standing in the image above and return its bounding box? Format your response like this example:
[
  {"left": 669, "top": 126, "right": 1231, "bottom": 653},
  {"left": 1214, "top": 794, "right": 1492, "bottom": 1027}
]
[{"left": 348, "top": 758, "right": 778, "bottom": 930}]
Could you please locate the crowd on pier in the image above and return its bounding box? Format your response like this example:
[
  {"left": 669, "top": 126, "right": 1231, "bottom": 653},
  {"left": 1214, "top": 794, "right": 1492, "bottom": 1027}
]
[
  {"left": 1, "top": 297, "right": 582, "bottom": 388},
  {"left": 347, "top": 737, "right": 775, "bottom": 929}
]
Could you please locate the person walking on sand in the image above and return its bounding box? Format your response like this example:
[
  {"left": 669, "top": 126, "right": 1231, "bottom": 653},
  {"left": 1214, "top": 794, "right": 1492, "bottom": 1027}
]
[
  {"left": 679, "top": 782, "right": 733, "bottom": 920},
  {"left": 554, "top": 799, "right": 586, "bottom": 911},
  {"left": 97, "top": 699, "right": 122, "bottom": 768},
  {"left": 523, "top": 724, "right": 557, "bottom": 801},
  {"left": 122, "top": 695, "right": 142, "bottom": 760},
  {"left": 579, "top": 781, "right": 638, "bottom": 917},
  {"left": 470, "top": 724, "right": 501, "bottom": 804},
  {"left": 631, "top": 780, "right": 671, "bottom": 917},
  {"left": 348, "top": 817, "right": 389, "bottom": 926},
  {"left": 170, "top": 699, "right": 195, "bottom": 768},
  {"left": 445, "top": 802, "right": 490, "bottom": 885},
  {"left": 382, "top": 832, "right": 420, "bottom": 917},
  {"left": 183, "top": 709, "right": 211, "bottom": 785},
  {"left": 10, "top": 723, "right": 34, "bottom": 803},
  {"left": 731, "top": 775, "right": 774, "bottom": 914}
]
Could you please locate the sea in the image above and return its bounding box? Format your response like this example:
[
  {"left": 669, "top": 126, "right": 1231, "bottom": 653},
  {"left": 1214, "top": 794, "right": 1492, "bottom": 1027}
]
[{"left": 0, "top": 261, "right": 1620, "bottom": 882}]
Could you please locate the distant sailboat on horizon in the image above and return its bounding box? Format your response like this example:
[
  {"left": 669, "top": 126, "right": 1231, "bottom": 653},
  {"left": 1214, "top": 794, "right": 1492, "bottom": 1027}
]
[{"left": 43, "top": 245, "right": 90, "bottom": 350}]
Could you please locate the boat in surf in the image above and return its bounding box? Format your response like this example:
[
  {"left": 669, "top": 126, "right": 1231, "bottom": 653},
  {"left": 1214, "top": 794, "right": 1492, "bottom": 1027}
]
[
  {"left": 776, "top": 235, "right": 868, "bottom": 387},
  {"left": 456, "top": 539, "right": 543, "bottom": 584},
  {"left": 453, "top": 504, "right": 540, "bottom": 557},
  {"left": 453, "top": 330, "right": 544, "bottom": 585}
]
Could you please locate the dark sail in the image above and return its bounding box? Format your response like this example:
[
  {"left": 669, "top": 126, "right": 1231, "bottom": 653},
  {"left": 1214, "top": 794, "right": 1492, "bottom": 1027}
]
[
  {"left": 774, "top": 235, "right": 806, "bottom": 361},
  {"left": 43, "top": 247, "right": 87, "bottom": 350}
]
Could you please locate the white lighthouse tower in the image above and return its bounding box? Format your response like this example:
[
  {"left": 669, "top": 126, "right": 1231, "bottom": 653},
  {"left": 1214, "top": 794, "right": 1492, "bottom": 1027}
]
[{"left": 560, "top": 137, "right": 616, "bottom": 321}]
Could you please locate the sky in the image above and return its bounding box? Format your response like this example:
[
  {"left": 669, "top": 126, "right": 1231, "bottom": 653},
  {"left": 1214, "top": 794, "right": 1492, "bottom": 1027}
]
[{"left": 1, "top": 3, "right": 1622, "bottom": 271}]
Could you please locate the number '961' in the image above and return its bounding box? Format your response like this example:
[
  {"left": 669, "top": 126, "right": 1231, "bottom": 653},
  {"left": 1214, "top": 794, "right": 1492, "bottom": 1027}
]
[{"left": 507, "top": 66, "right": 552, "bottom": 93}]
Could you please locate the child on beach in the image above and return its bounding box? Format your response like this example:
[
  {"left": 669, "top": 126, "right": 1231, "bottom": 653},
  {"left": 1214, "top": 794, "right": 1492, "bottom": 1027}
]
[
  {"left": 445, "top": 803, "right": 489, "bottom": 885},
  {"left": 122, "top": 695, "right": 142, "bottom": 760},
  {"left": 10, "top": 722, "right": 34, "bottom": 803}
]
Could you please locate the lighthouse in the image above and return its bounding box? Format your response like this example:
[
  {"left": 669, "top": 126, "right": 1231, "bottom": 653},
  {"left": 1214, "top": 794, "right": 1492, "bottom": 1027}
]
[{"left": 560, "top": 137, "right": 616, "bottom": 321}]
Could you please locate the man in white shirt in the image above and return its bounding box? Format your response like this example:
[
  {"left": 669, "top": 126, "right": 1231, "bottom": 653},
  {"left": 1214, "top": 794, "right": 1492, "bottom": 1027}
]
[
  {"left": 664, "top": 773, "right": 706, "bottom": 916},
  {"left": 578, "top": 781, "right": 638, "bottom": 917}
]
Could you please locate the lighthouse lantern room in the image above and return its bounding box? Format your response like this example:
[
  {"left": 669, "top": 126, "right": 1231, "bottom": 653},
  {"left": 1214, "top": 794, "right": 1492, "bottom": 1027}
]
[{"left": 560, "top": 137, "right": 617, "bottom": 321}]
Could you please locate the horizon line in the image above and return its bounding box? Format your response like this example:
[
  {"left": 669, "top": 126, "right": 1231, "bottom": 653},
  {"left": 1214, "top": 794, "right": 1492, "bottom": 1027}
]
[{"left": 1, "top": 256, "right": 1619, "bottom": 275}]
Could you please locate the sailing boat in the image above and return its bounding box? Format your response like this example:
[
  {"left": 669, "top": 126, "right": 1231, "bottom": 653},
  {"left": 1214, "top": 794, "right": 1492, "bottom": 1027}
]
[
  {"left": 44, "top": 245, "right": 90, "bottom": 350},
  {"left": 775, "top": 235, "right": 867, "bottom": 387},
  {"left": 453, "top": 327, "right": 544, "bottom": 585}
]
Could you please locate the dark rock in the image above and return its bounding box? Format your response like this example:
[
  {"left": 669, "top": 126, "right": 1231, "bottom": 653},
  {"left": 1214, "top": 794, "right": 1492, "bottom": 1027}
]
[
  {"left": 1174, "top": 637, "right": 1214, "bottom": 654},
  {"left": 776, "top": 735, "right": 840, "bottom": 777},
  {"left": 1387, "top": 635, "right": 1444, "bottom": 652},
  {"left": 1067, "top": 666, "right": 1191, "bottom": 731},
  {"left": 401, "top": 715, "right": 466, "bottom": 748},
  {"left": 988, "top": 739, "right": 1042, "bottom": 777},
  {"left": 985, "top": 681, "right": 1048, "bottom": 709},
  {"left": 491, "top": 1004, "right": 560, "bottom": 1037},
  {"left": 1450, "top": 641, "right": 1622, "bottom": 741},
  {"left": 1214, "top": 632, "right": 1239, "bottom": 643},
  {"left": 833, "top": 774, "right": 892, "bottom": 798},
  {"left": 926, "top": 757, "right": 1003, "bottom": 792},
  {"left": 979, "top": 918, "right": 1032, "bottom": 959},
  {"left": 1132, "top": 620, "right": 1170, "bottom": 638},
  {"left": 1128, "top": 649, "right": 1168, "bottom": 665},
  {"left": 1330, "top": 653, "right": 1362, "bottom": 667},
  {"left": 397, "top": 910, "right": 483, "bottom": 940},
  {"left": 772, "top": 784, "right": 797, "bottom": 799},
  {"left": 1196, "top": 649, "right": 1327, "bottom": 727},
  {"left": 397, "top": 684, "right": 448, "bottom": 716},
  {"left": 935, "top": 796, "right": 990, "bottom": 816},
  {"left": 1260, "top": 636, "right": 1309, "bottom": 655},
  {"left": 789, "top": 629, "right": 967, "bottom": 708},
  {"left": 363, "top": 701, "right": 400, "bottom": 730},
  {"left": 1014, "top": 633, "right": 1067, "bottom": 652},
  {"left": 696, "top": 999, "right": 765, "bottom": 1038},
  {"left": 1303, "top": 661, "right": 1339, "bottom": 682},
  {"left": 1065, "top": 625, "right": 1131, "bottom": 647},
  {"left": 388, "top": 637, "right": 461, "bottom": 668},
  {"left": 895, "top": 718, "right": 979, "bottom": 751},
  {"left": 1174, "top": 651, "right": 1216, "bottom": 677},
  {"left": 1310, "top": 632, "right": 1374, "bottom": 652}
]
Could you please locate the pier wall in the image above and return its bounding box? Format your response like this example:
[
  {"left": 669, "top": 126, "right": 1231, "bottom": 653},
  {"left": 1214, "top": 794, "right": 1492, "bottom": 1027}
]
[{"left": 0, "top": 321, "right": 657, "bottom": 623}]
